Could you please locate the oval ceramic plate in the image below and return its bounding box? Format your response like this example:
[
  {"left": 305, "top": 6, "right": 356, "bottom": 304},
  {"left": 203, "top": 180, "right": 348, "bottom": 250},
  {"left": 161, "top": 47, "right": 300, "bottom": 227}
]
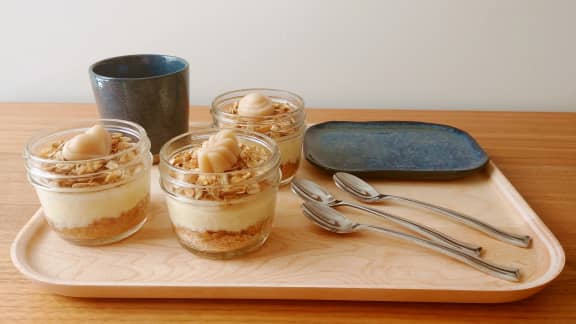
[{"left": 303, "top": 121, "right": 489, "bottom": 179}]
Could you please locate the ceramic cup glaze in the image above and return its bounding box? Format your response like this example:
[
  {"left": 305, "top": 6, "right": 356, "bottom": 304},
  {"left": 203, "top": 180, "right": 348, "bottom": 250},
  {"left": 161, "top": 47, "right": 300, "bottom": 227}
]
[{"left": 90, "top": 54, "right": 190, "bottom": 161}]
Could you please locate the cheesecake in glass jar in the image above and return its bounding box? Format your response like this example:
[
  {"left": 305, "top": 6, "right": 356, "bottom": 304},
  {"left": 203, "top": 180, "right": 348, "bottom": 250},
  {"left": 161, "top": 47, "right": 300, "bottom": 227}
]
[
  {"left": 159, "top": 129, "right": 280, "bottom": 259},
  {"left": 211, "top": 88, "right": 305, "bottom": 185},
  {"left": 24, "top": 120, "right": 152, "bottom": 245}
]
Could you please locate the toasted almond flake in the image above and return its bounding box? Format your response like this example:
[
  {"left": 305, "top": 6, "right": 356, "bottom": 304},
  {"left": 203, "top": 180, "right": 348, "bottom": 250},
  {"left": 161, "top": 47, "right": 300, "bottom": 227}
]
[
  {"left": 106, "top": 160, "right": 119, "bottom": 169},
  {"left": 72, "top": 182, "right": 98, "bottom": 188}
]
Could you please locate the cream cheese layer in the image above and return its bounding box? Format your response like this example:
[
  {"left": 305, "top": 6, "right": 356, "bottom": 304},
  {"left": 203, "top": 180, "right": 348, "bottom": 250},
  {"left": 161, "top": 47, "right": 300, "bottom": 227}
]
[
  {"left": 165, "top": 187, "right": 277, "bottom": 232},
  {"left": 36, "top": 172, "right": 150, "bottom": 228}
]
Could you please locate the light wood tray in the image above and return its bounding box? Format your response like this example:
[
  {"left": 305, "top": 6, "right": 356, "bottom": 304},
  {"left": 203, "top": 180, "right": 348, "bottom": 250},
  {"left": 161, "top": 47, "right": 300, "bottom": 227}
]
[{"left": 11, "top": 161, "right": 564, "bottom": 302}]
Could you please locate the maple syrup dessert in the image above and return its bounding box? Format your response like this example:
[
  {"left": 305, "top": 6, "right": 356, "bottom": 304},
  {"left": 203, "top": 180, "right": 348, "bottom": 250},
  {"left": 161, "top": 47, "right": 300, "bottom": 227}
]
[
  {"left": 159, "top": 129, "right": 280, "bottom": 259},
  {"left": 24, "top": 120, "right": 152, "bottom": 245},
  {"left": 211, "top": 88, "right": 306, "bottom": 185}
]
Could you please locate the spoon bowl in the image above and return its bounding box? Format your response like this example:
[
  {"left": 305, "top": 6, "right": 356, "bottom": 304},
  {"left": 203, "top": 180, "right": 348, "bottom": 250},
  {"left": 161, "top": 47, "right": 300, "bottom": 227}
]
[
  {"left": 291, "top": 178, "right": 338, "bottom": 206},
  {"left": 302, "top": 201, "right": 357, "bottom": 233},
  {"left": 333, "top": 172, "right": 382, "bottom": 202}
]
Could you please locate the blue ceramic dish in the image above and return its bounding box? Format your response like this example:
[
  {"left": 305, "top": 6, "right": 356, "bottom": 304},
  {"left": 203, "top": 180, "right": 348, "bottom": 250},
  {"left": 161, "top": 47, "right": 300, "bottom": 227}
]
[{"left": 303, "top": 121, "right": 489, "bottom": 179}]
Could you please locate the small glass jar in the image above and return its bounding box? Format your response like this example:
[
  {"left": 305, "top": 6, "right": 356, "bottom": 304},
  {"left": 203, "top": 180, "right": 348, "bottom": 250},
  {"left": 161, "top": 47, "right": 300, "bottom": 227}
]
[
  {"left": 159, "top": 129, "right": 280, "bottom": 259},
  {"left": 211, "top": 88, "right": 305, "bottom": 185},
  {"left": 24, "top": 119, "right": 152, "bottom": 246}
]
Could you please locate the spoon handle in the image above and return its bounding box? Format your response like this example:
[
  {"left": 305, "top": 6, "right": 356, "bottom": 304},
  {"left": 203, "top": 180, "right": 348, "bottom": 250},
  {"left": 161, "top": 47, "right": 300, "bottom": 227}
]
[
  {"left": 359, "top": 224, "right": 521, "bottom": 282},
  {"left": 340, "top": 201, "right": 483, "bottom": 256},
  {"left": 381, "top": 195, "right": 532, "bottom": 248}
]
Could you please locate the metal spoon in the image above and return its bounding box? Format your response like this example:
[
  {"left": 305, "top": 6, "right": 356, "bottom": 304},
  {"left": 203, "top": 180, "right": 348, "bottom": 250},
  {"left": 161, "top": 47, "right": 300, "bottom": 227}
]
[
  {"left": 301, "top": 201, "right": 521, "bottom": 282},
  {"left": 333, "top": 172, "right": 532, "bottom": 248},
  {"left": 291, "top": 178, "right": 482, "bottom": 256}
]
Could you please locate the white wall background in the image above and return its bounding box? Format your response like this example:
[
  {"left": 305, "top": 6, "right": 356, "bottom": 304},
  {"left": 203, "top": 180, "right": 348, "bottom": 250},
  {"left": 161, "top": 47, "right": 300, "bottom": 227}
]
[{"left": 1, "top": 0, "right": 575, "bottom": 111}]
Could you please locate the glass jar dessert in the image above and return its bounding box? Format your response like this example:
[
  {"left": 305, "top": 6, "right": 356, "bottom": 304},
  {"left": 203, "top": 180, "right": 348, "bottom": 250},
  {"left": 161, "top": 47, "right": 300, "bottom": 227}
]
[
  {"left": 159, "top": 129, "right": 280, "bottom": 259},
  {"left": 24, "top": 119, "right": 152, "bottom": 246},
  {"left": 211, "top": 88, "right": 305, "bottom": 185}
]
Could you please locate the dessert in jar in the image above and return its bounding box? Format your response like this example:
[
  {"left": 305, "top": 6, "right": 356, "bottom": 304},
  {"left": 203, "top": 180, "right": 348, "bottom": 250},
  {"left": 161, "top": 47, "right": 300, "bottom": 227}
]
[
  {"left": 159, "top": 129, "right": 280, "bottom": 259},
  {"left": 211, "top": 88, "right": 305, "bottom": 185},
  {"left": 24, "top": 120, "right": 152, "bottom": 245}
]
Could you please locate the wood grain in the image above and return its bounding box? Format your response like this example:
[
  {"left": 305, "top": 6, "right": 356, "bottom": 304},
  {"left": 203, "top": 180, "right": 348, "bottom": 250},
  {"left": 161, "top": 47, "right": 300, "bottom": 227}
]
[{"left": 1, "top": 103, "right": 575, "bottom": 322}]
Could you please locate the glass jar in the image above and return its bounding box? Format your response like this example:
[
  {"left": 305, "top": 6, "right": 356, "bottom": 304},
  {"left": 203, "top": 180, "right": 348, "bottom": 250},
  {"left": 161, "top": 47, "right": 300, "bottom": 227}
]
[
  {"left": 159, "top": 129, "right": 280, "bottom": 259},
  {"left": 24, "top": 119, "right": 152, "bottom": 246},
  {"left": 211, "top": 88, "right": 305, "bottom": 185}
]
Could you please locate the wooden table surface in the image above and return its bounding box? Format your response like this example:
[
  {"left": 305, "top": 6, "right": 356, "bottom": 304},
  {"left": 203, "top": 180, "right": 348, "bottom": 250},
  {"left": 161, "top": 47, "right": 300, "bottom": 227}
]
[{"left": 1, "top": 103, "right": 574, "bottom": 323}]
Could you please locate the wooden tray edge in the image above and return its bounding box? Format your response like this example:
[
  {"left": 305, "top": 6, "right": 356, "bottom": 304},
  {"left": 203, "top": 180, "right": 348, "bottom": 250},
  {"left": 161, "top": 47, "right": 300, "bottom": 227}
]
[
  {"left": 486, "top": 162, "right": 565, "bottom": 288},
  {"left": 10, "top": 163, "right": 566, "bottom": 302}
]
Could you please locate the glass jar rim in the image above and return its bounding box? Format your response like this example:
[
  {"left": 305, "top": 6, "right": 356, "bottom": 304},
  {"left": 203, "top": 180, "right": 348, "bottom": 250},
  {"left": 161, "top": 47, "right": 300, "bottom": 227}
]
[
  {"left": 24, "top": 118, "right": 150, "bottom": 165},
  {"left": 26, "top": 151, "right": 150, "bottom": 181},
  {"left": 210, "top": 88, "right": 305, "bottom": 122},
  {"left": 28, "top": 152, "right": 152, "bottom": 193},
  {"left": 159, "top": 128, "right": 281, "bottom": 179}
]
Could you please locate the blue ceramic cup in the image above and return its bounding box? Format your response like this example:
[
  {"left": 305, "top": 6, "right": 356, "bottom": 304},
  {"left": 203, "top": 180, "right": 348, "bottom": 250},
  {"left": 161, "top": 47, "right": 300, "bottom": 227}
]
[{"left": 90, "top": 54, "right": 189, "bottom": 160}]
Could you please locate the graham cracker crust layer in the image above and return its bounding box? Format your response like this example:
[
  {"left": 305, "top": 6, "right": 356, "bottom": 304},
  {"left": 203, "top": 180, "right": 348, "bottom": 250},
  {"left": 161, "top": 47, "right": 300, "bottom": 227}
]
[
  {"left": 280, "top": 160, "right": 299, "bottom": 182},
  {"left": 174, "top": 216, "right": 273, "bottom": 253},
  {"left": 49, "top": 195, "right": 149, "bottom": 242}
]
